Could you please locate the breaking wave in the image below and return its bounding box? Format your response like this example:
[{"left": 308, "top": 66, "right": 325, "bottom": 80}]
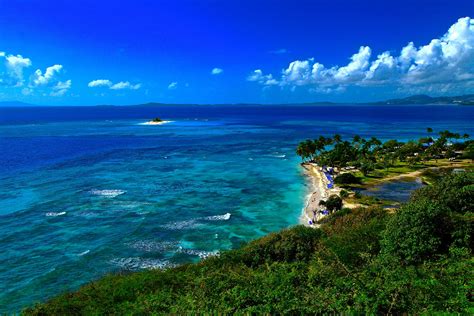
[
  {"left": 204, "top": 213, "right": 231, "bottom": 221},
  {"left": 177, "top": 248, "right": 219, "bottom": 259},
  {"left": 89, "top": 189, "right": 126, "bottom": 198},
  {"left": 45, "top": 211, "right": 66, "bottom": 217}
]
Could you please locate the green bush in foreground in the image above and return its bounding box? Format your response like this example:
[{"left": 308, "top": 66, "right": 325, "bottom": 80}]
[{"left": 24, "top": 173, "right": 473, "bottom": 315}]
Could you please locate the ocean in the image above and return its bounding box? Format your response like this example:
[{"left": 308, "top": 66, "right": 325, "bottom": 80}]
[{"left": 1, "top": 104, "right": 473, "bottom": 312}]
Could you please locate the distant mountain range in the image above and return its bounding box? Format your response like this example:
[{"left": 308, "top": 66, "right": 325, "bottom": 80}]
[{"left": 1, "top": 94, "right": 473, "bottom": 107}]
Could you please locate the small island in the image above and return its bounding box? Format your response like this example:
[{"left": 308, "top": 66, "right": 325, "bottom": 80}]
[{"left": 141, "top": 117, "right": 173, "bottom": 125}]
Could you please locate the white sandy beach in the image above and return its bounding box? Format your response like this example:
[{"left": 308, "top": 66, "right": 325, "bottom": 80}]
[{"left": 300, "top": 162, "right": 341, "bottom": 226}]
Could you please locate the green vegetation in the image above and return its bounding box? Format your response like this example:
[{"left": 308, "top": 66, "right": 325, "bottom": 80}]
[
  {"left": 319, "top": 194, "right": 343, "bottom": 213},
  {"left": 465, "top": 142, "right": 474, "bottom": 160},
  {"left": 345, "top": 193, "right": 393, "bottom": 208},
  {"left": 339, "top": 189, "right": 349, "bottom": 199},
  {"left": 25, "top": 172, "right": 473, "bottom": 314},
  {"left": 296, "top": 129, "right": 471, "bottom": 169},
  {"left": 151, "top": 117, "right": 164, "bottom": 122},
  {"left": 334, "top": 172, "right": 361, "bottom": 185},
  {"left": 296, "top": 129, "right": 472, "bottom": 187}
]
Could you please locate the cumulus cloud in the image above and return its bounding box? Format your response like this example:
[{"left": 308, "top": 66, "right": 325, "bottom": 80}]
[
  {"left": 5, "top": 54, "right": 32, "bottom": 86},
  {"left": 110, "top": 81, "right": 141, "bottom": 90},
  {"left": 248, "top": 17, "right": 474, "bottom": 93},
  {"left": 32, "top": 64, "right": 63, "bottom": 86},
  {"left": 29, "top": 64, "right": 72, "bottom": 96},
  {"left": 88, "top": 79, "right": 112, "bottom": 88},
  {"left": 168, "top": 81, "right": 178, "bottom": 90},
  {"left": 247, "top": 69, "right": 279, "bottom": 85},
  {"left": 88, "top": 79, "right": 141, "bottom": 90},
  {"left": 211, "top": 67, "right": 223, "bottom": 75},
  {"left": 0, "top": 50, "right": 71, "bottom": 96},
  {"left": 0, "top": 52, "right": 32, "bottom": 86}
]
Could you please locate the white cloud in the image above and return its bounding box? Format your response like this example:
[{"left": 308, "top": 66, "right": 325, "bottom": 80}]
[
  {"left": 0, "top": 52, "right": 32, "bottom": 86},
  {"left": 88, "top": 79, "right": 141, "bottom": 90},
  {"left": 88, "top": 79, "right": 112, "bottom": 88},
  {"left": 28, "top": 64, "right": 72, "bottom": 96},
  {"left": 247, "top": 69, "right": 278, "bottom": 85},
  {"left": 0, "top": 51, "right": 70, "bottom": 95},
  {"left": 5, "top": 54, "right": 32, "bottom": 86},
  {"left": 168, "top": 81, "right": 178, "bottom": 90},
  {"left": 51, "top": 80, "right": 72, "bottom": 96},
  {"left": 333, "top": 46, "right": 371, "bottom": 81},
  {"left": 110, "top": 81, "right": 141, "bottom": 90},
  {"left": 32, "top": 64, "right": 63, "bottom": 86},
  {"left": 211, "top": 67, "right": 223, "bottom": 75},
  {"left": 249, "top": 17, "right": 474, "bottom": 93}
]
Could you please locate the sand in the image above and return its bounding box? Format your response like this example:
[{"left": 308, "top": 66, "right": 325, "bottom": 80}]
[{"left": 300, "top": 162, "right": 340, "bottom": 226}]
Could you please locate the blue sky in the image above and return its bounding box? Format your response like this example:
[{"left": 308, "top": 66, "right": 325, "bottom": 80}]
[{"left": 0, "top": 0, "right": 473, "bottom": 105}]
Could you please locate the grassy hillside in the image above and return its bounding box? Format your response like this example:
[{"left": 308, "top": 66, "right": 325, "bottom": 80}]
[{"left": 25, "top": 172, "right": 473, "bottom": 314}]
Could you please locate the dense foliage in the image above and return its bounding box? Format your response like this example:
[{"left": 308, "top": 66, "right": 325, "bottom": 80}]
[
  {"left": 319, "top": 194, "right": 343, "bottom": 213},
  {"left": 296, "top": 129, "right": 471, "bottom": 174},
  {"left": 334, "top": 172, "right": 361, "bottom": 185},
  {"left": 25, "top": 173, "right": 473, "bottom": 314}
]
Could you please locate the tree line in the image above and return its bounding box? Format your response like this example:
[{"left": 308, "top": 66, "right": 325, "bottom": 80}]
[{"left": 296, "top": 129, "right": 472, "bottom": 175}]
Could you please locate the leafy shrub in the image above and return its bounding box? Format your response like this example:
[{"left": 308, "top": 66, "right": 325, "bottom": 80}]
[
  {"left": 224, "top": 225, "right": 323, "bottom": 267},
  {"left": 383, "top": 172, "right": 473, "bottom": 264},
  {"left": 334, "top": 173, "right": 361, "bottom": 185},
  {"left": 319, "top": 195, "right": 343, "bottom": 213},
  {"left": 339, "top": 189, "right": 349, "bottom": 199},
  {"left": 382, "top": 199, "right": 449, "bottom": 264}
]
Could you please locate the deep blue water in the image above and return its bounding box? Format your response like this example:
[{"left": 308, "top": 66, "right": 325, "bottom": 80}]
[{"left": 1, "top": 104, "right": 473, "bottom": 312}]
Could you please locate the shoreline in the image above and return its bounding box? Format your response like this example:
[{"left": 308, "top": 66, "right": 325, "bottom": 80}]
[
  {"left": 300, "top": 163, "right": 340, "bottom": 226},
  {"left": 300, "top": 160, "right": 473, "bottom": 226}
]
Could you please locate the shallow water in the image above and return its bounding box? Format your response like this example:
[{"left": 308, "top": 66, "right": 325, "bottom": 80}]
[
  {"left": 1, "top": 104, "right": 473, "bottom": 312},
  {"left": 354, "top": 178, "right": 425, "bottom": 203}
]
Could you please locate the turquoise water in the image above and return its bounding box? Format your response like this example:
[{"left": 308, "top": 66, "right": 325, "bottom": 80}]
[{"left": 1, "top": 104, "right": 473, "bottom": 312}]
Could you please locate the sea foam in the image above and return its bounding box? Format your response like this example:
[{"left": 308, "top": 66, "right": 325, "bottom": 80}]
[
  {"left": 177, "top": 248, "right": 219, "bottom": 259},
  {"left": 78, "top": 250, "right": 90, "bottom": 256},
  {"left": 127, "top": 240, "right": 179, "bottom": 252},
  {"left": 89, "top": 189, "right": 126, "bottom": 198},
  {"left": 204, "top": 213, "right": 231, "bottom": 221},
  {"left": 45, "top": 211, "right": 66, "bottom": 217},
  {"left": 161, "top": 219, "right": 202, "bottom": 230},
  {"left": 111, "top": 257, "right": 174, "bottom": 270}
]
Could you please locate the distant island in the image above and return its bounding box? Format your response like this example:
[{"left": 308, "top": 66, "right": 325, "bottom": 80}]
[
  {"left": 135, "top": 94, "right": 474, "bottom": 106},
  {"left": 140, "top": 117, "right": 173, "bottom": 125},
  {"left": 1, "top": 94, "right": 474, "bottom": 107},
  {"left": 370, "top": 94, "right": 474, "bottom": 106}
]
